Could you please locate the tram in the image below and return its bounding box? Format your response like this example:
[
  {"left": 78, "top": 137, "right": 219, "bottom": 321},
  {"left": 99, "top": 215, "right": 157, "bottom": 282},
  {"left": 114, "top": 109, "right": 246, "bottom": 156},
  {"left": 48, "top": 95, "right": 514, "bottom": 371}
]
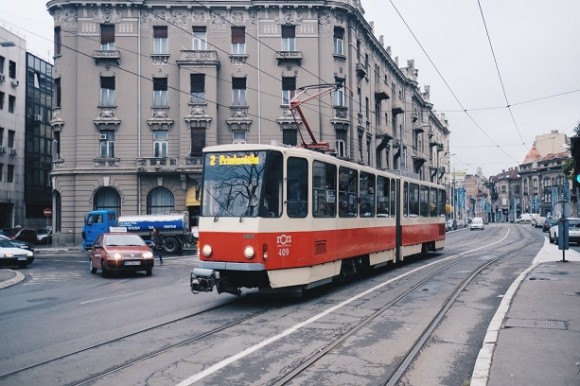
[{"left": 190, "top": 143, "right": 446, "bottom": 295}]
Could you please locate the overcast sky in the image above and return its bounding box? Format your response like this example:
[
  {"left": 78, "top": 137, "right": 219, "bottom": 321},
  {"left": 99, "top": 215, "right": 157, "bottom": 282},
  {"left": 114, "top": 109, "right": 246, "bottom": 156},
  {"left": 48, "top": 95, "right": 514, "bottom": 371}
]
[{"left": 3, "top": 0, "right": 580, "bottom": 178}]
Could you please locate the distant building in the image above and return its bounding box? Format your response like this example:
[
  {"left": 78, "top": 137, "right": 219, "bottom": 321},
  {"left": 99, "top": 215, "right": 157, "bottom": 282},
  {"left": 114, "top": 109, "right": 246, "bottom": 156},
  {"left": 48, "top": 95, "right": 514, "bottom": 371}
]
[{"left": 0, "top": 26, "right": 53, "bottom": 228}]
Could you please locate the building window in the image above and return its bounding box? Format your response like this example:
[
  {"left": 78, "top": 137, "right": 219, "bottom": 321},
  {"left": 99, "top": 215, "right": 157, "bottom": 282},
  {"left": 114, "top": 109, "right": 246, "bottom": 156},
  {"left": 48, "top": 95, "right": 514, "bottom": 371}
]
[
  {"left": 153, "top": 26, "right": 168, "bottom": 55},
  {"left": 9, "top": 61, "right": 16, "bottom": 79},
  {"left": 232, "top": 77, "right": 246, "bottom": 106},
  {"left": 0, "top": 56, "right": 4, "bottom": 74},
  {"left": 8, "top": 130, "right": 14, "bottom": 147},
  {"left": 334, "top": 78, "right": 345, "bottom": 106},
  {"left": 8, "top": 95, "right": 15, "bottom": 113},
  {"left": 0, "top": 163, "right": 3, "bottom": 181},
  {"left": 231, "top": 27, "right": 246, "bottom": 55},
  {"left": 336, "top": 130, "right": 347, "bottom": 158},
  {"left": 0, "top": 127, "right": 3, "bottom": 145},
  {"left": 192, "top": 27, "right": 207, "bottom": 50},
  {"left": 54, "top": 78, "right": 61, "bottom": 107},
  {"left": 281, "top": 25, "right": 296, "bottom": 51},
  {"left": 233, "top": 130, "right": 246, "bottom": 144},
  {"left": 333, "top": 27, "right": 344, "bottom": 55},
  {"left": 100, "top": 77, "right": 115, "bottom": 106},
  {"left": 147, "top": 187, "right": 174, "bottom": 214},
  {"left": 99, "top": 130, "right": 115, "bottom": 158},
  {"left": 154, "top": 130, "right": 168, "bottom": 157},
  {"left": 100, "top": 24, "right": 115, "bottom": 51},
  {"left": 54, "top": 27, "right": 61, "bottom": 56},
  {"left": 153, "top": 77, "right": 168, "bottom": 106},
  {"left": 282, "top": 128, "right": 297, "bottom": 146},
  {"left": 7, "top": 164, "right": 14, "bottom": 183},
  {"left": 190, "top": 74, "right": 205, "bottom": 103},
  {"left": 282, "top": 76, "right": 296, "bottom": 105},
  {"left": 0, "top": 92, "right": 3, "bottom": 110},
  {"left": 190, "top": 127, "right": 205, "bottom": 156}
]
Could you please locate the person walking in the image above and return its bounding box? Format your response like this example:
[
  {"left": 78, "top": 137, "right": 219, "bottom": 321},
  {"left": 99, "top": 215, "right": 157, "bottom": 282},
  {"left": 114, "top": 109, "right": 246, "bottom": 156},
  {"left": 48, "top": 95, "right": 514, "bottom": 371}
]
[{"left": 151, "top": 227, "right": 164, "bottom": 264}]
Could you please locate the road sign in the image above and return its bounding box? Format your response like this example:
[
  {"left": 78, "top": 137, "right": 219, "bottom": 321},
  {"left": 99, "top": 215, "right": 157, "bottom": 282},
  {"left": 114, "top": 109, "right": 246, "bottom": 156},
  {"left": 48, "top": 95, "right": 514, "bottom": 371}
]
[{"left": 43, "top": 208, "right": 52, "bottom": 217}]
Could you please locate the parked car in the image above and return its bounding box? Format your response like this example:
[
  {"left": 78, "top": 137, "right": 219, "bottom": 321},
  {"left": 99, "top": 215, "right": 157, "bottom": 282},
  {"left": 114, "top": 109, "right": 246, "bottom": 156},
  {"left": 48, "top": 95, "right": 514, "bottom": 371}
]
[
  {"left": 516, "top": 214, "right": 532, "bottom": 223},
  {"left": 542, "top": 217, "right": 556, "bottom": 233},
  {"left": 0, "top": 234, "right": 34, "bottom": 251},
  {"left": 1, "top": 228, "right": 38, "bottom": 245},
  {"left": 0, "top": 238, "right": 35, "bottom": 268},
  {"left": 470, "top": 217, "right": 485, "bottom": 231},
  {"left": 549, "top": 218, "right": 580, "bottom": 244},
  {"left": 36, "top": 228, "right": 53, "bottom": 245},
  {"left": 89, "top": 232, "right": 155, "bottom": 277}
]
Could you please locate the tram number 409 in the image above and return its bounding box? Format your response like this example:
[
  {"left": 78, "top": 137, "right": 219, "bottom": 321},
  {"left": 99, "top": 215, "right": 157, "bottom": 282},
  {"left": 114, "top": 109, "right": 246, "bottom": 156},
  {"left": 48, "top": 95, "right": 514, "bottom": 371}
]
[{"left": 278, "top": 248, "right": 290, "bottom": 257}]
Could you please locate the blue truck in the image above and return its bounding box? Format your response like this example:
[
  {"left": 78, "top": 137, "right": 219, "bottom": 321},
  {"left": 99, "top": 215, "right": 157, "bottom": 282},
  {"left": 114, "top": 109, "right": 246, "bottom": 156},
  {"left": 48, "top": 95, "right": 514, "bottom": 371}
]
[{"left": 82, "top": 210, "right": 195, "bottom": 254}]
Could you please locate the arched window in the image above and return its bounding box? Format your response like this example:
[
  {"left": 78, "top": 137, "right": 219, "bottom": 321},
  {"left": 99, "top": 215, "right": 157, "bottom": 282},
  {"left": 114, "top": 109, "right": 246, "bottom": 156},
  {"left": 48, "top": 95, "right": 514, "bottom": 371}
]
[
  {"left": 93, "top": 187, "right": 121, "bottom": 218},
  {"left": 147, "top": 187, "right": 174, "bottom": 214}
]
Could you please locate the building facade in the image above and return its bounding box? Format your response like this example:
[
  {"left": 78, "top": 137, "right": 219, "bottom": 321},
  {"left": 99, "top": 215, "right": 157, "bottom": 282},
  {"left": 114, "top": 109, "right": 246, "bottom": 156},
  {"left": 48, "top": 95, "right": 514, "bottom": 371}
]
[
  {"left": 0, "top": 27, "right": 53, "bottom": 229},
  {"left": 47, "top": 0, "right": 451, "bottom": 244}
]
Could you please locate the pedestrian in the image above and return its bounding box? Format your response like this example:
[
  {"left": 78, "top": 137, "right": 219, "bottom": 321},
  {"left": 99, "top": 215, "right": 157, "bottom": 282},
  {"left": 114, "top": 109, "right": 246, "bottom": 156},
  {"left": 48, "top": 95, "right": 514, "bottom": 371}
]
[{"left": 151, "top": 227, "right": 164, "bottom": 264}]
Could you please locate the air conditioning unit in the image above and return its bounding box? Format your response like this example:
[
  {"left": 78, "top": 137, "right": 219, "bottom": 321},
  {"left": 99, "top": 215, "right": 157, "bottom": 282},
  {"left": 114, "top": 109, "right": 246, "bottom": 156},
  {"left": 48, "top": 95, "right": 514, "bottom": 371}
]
[
  {"left": 99, "top": 134, "right": 108, "bottom": 140},
  {"left": 0, "top": 146, "right": 5, "bottom": 153},
  {"left": 0, "top": 74, "right": 5, "bottom": 82},
  {"left": 10, "top": 148, "right": 17, "bottom": 155},
  {"left": 10, "top": 79, "right": 19, "bottom": 87},
  {"left": 34, "top": 114, "right": 42, "bottom": 122}
]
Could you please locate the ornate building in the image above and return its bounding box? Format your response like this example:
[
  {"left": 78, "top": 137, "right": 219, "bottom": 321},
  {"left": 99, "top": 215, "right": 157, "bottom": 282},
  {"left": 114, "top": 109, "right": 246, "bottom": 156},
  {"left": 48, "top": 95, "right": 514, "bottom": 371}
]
[{"left": 47, "top": 0, "right": 451, "bottom": 244}]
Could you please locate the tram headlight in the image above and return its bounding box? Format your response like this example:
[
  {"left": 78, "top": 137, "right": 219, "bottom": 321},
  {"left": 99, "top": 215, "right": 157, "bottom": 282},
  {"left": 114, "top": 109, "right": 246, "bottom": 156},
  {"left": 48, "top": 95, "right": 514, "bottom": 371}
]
[
  {"left": 243, "top": 246, "right": 255, "bottom": 259},
  {"left": 201, "top": 244, "right": 213, "bottom": 258}
]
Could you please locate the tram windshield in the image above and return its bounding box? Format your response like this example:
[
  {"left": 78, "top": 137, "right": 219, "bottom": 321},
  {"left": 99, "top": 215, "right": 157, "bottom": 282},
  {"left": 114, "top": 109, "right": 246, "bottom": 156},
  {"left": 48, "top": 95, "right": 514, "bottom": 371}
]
[{"left": 202, "top": 150, "right": 282, "bottom": 218}]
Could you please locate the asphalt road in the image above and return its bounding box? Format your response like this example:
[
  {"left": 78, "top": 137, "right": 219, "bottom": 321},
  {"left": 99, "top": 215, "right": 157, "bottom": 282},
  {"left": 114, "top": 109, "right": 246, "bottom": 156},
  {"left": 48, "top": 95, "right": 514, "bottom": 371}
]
[{"left": 0, "top": 224, "right": 552, "bottom": 385}]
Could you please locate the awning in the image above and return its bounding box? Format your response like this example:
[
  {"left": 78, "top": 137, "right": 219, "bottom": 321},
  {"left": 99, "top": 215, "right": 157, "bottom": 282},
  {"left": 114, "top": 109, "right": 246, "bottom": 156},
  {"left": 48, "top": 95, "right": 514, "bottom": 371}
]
[
  {"left": 186, "top": 186, "right": 200, "bottom": 206},
  {"left": 445, "top": 204, "right": 454, "bottom": 214}
]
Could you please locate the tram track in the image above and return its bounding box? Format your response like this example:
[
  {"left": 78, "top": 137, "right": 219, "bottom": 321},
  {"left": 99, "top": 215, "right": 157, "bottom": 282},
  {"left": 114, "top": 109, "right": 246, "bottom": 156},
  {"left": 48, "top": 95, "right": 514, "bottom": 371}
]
[
  {"left": 266, "top": 225, "right": 541, "bottom": 386},
  {"left": 0, "top": 299, "right": 272, "bottom": 384}
]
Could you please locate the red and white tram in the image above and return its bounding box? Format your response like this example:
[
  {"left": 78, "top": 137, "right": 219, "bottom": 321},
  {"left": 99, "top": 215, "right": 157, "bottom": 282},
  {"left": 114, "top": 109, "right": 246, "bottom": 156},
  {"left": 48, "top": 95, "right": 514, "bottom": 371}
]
[{"left": 190, "top": 143, "right": 446, "bottom": 295}]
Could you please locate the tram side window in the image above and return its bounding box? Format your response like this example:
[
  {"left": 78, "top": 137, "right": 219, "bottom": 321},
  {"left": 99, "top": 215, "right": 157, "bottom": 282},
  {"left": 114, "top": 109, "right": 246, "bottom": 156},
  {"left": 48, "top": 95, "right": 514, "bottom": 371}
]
[
  {"left": 260, "top": 151, "right": 282, "bottom": 217},
  {"left": 409, "top": 183, "right": 419, "bottom": 218},
  {"left": 339, "top": 166, "right": 358, "bottom": 217},
  {"left": 403, "top": 182, "right": 409, "bottom": 218},
  {"left": 429, "top": 187, "right": 438, "bottom": 217},
  {"left": 312, "top": 161, "right": 337, "bottom": 217},
  {"left": 420, "top": 185, "right": 429, "bottom": 217},
  {"left": 360, "top": 172, "right": 375, "bottom": 217},
  {"left": 438, "top": 189, "right": 446, "bottom": 217},
  {"left": 377, "top": 176, "right": 389, "bottom": 217},
  {"left": 287, "top": 157, "right": 308, "bottom": 218}
]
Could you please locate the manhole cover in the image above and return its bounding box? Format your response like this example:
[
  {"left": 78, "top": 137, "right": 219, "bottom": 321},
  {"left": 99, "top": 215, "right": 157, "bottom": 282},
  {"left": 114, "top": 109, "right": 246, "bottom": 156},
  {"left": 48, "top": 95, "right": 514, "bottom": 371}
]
[{"left": 505, "top": 318, "right": 566, "bottom": 330}]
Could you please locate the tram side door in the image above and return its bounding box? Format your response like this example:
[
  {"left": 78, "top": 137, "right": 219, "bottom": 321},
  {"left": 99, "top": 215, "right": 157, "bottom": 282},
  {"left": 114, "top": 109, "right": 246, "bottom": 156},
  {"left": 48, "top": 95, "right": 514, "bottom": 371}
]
[{"left": 395, "top": 179, "right": 402, "bottom": 262}]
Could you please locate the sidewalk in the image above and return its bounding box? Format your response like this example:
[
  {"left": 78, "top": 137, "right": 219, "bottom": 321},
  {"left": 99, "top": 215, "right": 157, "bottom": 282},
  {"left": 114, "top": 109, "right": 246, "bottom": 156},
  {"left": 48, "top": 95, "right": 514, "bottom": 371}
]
[{"left": 471, "top": 237, "right": 580, "bottom": 386}]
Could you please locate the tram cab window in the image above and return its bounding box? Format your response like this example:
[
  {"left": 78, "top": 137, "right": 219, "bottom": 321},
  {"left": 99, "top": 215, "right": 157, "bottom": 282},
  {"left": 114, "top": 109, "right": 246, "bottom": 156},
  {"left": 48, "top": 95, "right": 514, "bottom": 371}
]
[
  {"left": 360, "top": 172, "right": 375, "bottom": 217},
  {"left": 429, "top": 187, "right": 438, "bottom": 217},
  {"left": 260, "top": 151, "right": 283, "bottom": 217},
  {"left": 438, "top": 189, "right": 446, "bottom": 217},
  {"left": 287, "top": 157, "right": 308, "bottom": 218},
  {"left": 339, "top": 167, "right": 358, "bottom": 217},
  {"left": 409, "top": 183, "right": 419, "bottom": 217},
  {"left": 377, "top": 176, "right": 389, "bottom": 217},
  {"left": 312, "top": 161, "right": 337, "bottom": 218}
]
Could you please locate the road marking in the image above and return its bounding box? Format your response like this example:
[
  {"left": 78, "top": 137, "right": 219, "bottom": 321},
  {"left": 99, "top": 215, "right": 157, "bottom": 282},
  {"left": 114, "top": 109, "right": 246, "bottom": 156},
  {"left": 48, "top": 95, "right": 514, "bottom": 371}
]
[{"left": 177, "top": 228, "right": 511, "bottom": 385}]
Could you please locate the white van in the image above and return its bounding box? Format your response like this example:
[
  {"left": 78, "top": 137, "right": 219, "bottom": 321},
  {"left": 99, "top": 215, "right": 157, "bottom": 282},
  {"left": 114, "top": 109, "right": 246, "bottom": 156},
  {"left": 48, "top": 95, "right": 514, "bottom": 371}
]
[{"left": 470, "top": 217, "right": 485, "bottom": 230}]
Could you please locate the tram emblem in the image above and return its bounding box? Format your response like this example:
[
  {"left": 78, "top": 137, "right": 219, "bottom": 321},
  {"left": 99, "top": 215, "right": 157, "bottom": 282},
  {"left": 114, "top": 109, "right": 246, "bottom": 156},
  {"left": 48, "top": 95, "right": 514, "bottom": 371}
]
[{"left": 276, "top": 234, "right": 292, "bottom": 246}]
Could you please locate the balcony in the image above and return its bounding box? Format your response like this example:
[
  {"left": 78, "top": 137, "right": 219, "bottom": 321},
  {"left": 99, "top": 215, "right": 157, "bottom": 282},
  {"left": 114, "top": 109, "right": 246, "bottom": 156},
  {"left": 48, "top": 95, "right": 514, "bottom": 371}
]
[
  {"left": 356, "top": 63, "right": 368, "bottom": 78},
  {"left": 93, "top": 49, "right": 121, "bottom": 64},
  {"left": 276, "top": 51, "right": 303, "bottom": 65},
  {"left": 136, "top": 157, "right": 178, "bottom": 173},
  {"left": 177, "top": 50, "right": 220, "bottom": 67},
  {"left": 93, "top": 157, "right": 120, "bottom": 167}
]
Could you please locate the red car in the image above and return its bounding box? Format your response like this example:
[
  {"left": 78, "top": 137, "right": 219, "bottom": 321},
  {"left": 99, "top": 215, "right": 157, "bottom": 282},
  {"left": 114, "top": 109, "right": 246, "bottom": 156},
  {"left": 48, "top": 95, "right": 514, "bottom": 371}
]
[{"left": 89, "top": 233, "right": 154, "bottom": 277}]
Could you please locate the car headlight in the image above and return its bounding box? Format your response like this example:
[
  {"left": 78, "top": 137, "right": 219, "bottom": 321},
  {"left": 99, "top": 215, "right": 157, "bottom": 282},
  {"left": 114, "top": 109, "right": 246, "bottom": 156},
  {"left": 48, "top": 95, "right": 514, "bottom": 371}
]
[
  {"left": 108, "top": 252, "right": 122, "bottom": 260},
  {"left": 143, "top": 251, "right": 153, "bottom": 259}
]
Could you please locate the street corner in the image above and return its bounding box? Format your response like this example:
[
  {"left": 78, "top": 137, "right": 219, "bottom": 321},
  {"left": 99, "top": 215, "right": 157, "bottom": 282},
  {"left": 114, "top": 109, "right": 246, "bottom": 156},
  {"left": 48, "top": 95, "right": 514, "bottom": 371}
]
[{"left": 0, "top": 269, "right": 26, "bottom": 289}]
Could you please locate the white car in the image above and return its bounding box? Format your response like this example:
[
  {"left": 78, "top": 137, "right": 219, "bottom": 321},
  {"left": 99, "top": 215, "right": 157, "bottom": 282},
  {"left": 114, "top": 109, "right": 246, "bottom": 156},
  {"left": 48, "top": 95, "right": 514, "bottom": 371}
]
[
  {"left": 549, "top": 218, "right": 580, "bottom": 244},
  {"left": 470, "top": 217, "right": 485, "bottom": 230}
]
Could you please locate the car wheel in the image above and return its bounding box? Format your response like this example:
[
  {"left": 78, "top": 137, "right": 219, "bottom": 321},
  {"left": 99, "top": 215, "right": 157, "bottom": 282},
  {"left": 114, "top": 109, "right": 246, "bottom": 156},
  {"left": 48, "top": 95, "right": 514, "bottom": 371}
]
[
  {"left": 89, "top": 258, "right": 97, "bottom": 274},
  {"left": 146, "top": 269, "right": 152, "bottom": 276},
  {"left": 101, "top": 261, "right": 109, "bottom": 278}
]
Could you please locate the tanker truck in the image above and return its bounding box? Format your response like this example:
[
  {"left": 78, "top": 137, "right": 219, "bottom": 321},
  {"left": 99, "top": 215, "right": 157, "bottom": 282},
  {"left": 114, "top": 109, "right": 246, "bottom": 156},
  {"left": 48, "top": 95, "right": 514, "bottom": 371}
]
[{"left": 82, "top": 210, "right": 195, "bottom": 254}]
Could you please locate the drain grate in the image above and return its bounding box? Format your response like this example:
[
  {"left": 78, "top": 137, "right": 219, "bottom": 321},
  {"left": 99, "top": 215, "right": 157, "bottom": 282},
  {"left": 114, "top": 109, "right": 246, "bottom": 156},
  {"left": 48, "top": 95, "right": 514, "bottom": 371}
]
[{"left": 505, "top": 318, "right": 567, "bottom": 330}]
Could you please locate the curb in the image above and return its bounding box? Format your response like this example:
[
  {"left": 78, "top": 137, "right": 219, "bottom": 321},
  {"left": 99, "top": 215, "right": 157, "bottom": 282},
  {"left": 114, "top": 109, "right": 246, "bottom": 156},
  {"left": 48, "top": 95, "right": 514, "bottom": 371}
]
[{"left": 0, "top": 270, "right": 26, "bottom": 289}]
